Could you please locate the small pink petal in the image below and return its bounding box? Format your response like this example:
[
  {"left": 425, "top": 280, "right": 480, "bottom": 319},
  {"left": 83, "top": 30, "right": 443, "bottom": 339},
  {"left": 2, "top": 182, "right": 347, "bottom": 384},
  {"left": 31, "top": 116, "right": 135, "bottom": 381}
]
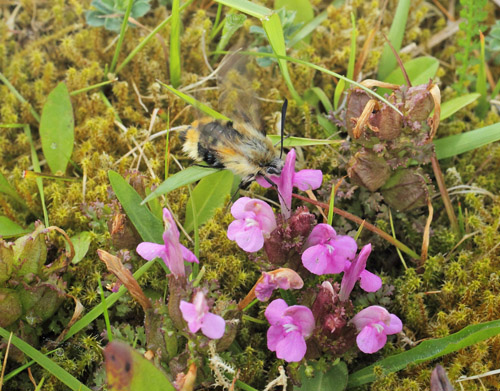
[
  {"left": 285, "top": 306, "right": 315, "bottom": 337},
  {"left": 256, "top": 175, "right": 273, "bottom": 188},
  {"left": 306, "top": 224, "right": 336, "bottom": 246},
  {"left": 384, "top": 314, "right": 403, "bottom": 335},
  {"left": 301, "top": 244, "right": 329, "bottom": 275},
  {"left": 233, "top": 226, "right": 264, "bottom": 252},
  {"left": 136, "top": 242, "right": 166, "bottom": 261},
  {"left": 265, "top": 299, "right": 288, "bottom": 325},
  {"left": 227, "top": 219, "right": 246, "bottom": 241},
  {"left": 359, "top": 270, "right": 382, "bottom": 292},
  {"left": 356, "top": 324, "right": 387, "bottom": 354},
  {"left": 267, "top": 325, "right": 284, "bottom": 352},
  {"left": 179, "top": 301, "right": 202, "bottom": 333},
  {"left": 331, "top": 235, "right": 358, "bottom": 261},
  {"left": 201, "top": 312, "right": 226, "bottom": 339},
  {"left": 322, "top": 250, "right": 348, "bottom": 274},
  {"left": 230, "top": 197, "right": 252, "bottom": 219},
  {"left": 275, "top": 330, "right": 307, "bottom": 362},
  {"left": 352, "top": 306, "right": 390, "bottom": 330},
  {"left": 180, "top": 245, "right": 199, "bottom": 264},
  {"left": 293, "top": 169, "right": 323, "bottom": 191}
]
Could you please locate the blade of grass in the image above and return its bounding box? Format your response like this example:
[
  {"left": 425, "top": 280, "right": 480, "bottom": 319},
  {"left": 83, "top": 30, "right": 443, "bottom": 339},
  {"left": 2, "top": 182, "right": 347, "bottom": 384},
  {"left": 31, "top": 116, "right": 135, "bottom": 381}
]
[
  {"left": 98, "top": 276, "right": 113, "bottom": 342},
  {"left": 170, "top": 0, "right": 181, "bottom": 87},
  {"left": 0, "top": 72, "right": 40, "bottom": 122},
  {"left": 267, "top": 135, "right": 342, "bottom": 146},
  {"left": 439, "top": 93, "right": 480, "bottom": 120},
  {"left": 288, "top": 10, "right": 327, "bottom": 47},
  {"left": 475, "top": 31, "right": 488, "bottom": 118},
  {"left": 334, "top": 12, "right": 357, "bottom": 110},
  {"left": 115, "top": 0, "right": 196, "bottom": 75},
  {"left": 69, "top": 79, "right": 116, "bottom": 96},
  {"left": 210, "top": 3, "right": 224, "bottom": 40},
  {"left": 0, "top": 328, "right": 91, "bottom": 391},
  {"left": 377, "top": 0, "right": 411, "bottom": 80},
  {"left": 213, "top": 0, "right": 272, "bottom": 19},
  {"left": 23, "top": 125, "right": 48, "bottom": 226},
  {"left": 433, "top": 122, "right": 500, "bottom": 160},
  {"left": 262, "top": 12, "right": 302, "bottom": 103},
  {"left": 109, "top": 0, "right": 134, "bottom": 74},
  {"left": 2, "top": 349, "right": 59, "bottom": 383},
  {"left": 186, "top": 185, "right": 199, "bottom": 278},
  {"left": 389, "top": 208, "right": 407, "bottom": 269}
]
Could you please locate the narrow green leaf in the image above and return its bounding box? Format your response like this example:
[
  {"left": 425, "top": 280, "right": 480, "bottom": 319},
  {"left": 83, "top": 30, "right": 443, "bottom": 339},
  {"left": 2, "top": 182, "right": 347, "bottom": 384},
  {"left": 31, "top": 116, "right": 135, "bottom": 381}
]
[
  {"left": 317, "top": 114, "right": 337, "bottom": 137},
  {"left": 288, "top": 10, "right": 327, "bottom": 47},
  {"left": 383, "top": 56, "right": 439, "bottom": 86},
  {"left": 434, "top": 122, "right": 500, "bottom": 160},
  {"left": 440, "top": 93, "right": 480, "bottom": 120},
  {"left": 215, "top": 13, "right": 247, "bottom": 52},
  {"left": 184, "top": 170, "right": 233, "bottom": 233},
  {"left": 334, "top": 13, "right": 356, "bottom": 109},
  {"left": 0, "top": 216, "right": 30, "bottom": 237},
  {"left": 275, "top": 0, "right": 313, "bottom": 24},
  {"left": 0, "top": 171, "right": 25, "bottom": 205},
  {"left": 267, "top": 135, "right": 342, "bottom": 146},
  {"left": 262, "top": 12, "right": 302, "bottom": 103},
  {"left": 347, "top": 319, "right": 500, "bottom": 388},
  {"left": 0, "top": 327, "right": 91, "bottom": 391},
  {"left": 158, "top": 81, "right": 230, "bottom": 121},
  {"left": 104, "top": 341, "right": 175, "bottom": 391},
  {"left": 377, "top": 0, "right": 411, "bottom": 80},
  {"left": 109, "top": 0, "right": 134, "bottom": 73},
  {"left": 475, "top": 31, "right": 488, "bottom": 119},
  {"left": 213, "top": 0, "right": 272, "bottom": 19},
  {"left": 108, "top": 170, "right": 163, "bottom": 243},
  {"left": 297, "top": 361, "right": 348, "bottom": 391},
  {"left": 309, "top": 87, "right": 333, "bottom": 113},
  {"left": 64, "top": 260, "right": 156, "bottom": 341},
  {"left": 67, "top": 231, "right": 92, "bottom": 264},
  {"left": 39, "top": 82, "right": 74, "bottom": 174},
  {"left": 170, "top": 0, "right": 181, "bottom": 88},
  {"left": 142, "top": 166, "right": 220, "bottom": 204}
]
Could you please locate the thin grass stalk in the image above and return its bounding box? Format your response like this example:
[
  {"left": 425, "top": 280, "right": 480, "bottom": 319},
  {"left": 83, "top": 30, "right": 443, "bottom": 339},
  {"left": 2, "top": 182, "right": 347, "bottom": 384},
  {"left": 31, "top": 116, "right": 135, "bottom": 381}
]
[
  {"left": 170, "top": 0, "right": 181, "bottom": 87},
  {"left": 0, "top": 72, "right": 40, "bottom": 122},
  {"left": 109, "top": 0, "right": 135, "bottom": 74}
]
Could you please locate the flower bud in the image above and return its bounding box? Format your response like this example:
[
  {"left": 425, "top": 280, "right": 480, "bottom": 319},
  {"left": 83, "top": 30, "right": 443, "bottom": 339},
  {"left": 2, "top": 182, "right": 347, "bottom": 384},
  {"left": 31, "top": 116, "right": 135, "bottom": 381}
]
[
  {"left": 347, "top": 151, "right": 391, "bottom": 191},
  {"left": 381, "top": 169, "right": 430, "bottom": 211},
  {"left": 405, "top": 84, "right": 435, "bottom": 123}
]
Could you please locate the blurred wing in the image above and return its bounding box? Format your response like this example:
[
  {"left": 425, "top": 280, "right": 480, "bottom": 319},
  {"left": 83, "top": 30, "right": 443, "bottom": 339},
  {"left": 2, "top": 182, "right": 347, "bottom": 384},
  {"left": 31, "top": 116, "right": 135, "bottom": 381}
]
[{"left": 217, "top": 50, "right": 263, "bottom": 132}]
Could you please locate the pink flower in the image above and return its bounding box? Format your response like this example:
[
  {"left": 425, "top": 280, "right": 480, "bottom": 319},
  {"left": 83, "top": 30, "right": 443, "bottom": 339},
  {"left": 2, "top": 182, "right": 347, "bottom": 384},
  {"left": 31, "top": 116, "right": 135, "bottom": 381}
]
[
  {"left": 351, "top": 305, "right": 402, "bottom": 354},
  {"left": 227, "top": 197, "right": 277, "bottom": 252},
  {"left": 301, "top": 224, "right": 357, "bottom": 275},
  {"left": 265, "top": 299, "right": 315, "bottom": 362},
  {"left": 136, "top": 208, "right": 198, "bottom": 277},
  {"left": 339, "top": 244, "right": 382, "bottom": 301},
  {"left": 257, "top": 149, "right": 322, "bottom": 219},
  {"left": 255, "top": 269, "right": 304, "bottom": 301},
  {"left": 179, "top": 292, "right": 226, "bottom": 339}
]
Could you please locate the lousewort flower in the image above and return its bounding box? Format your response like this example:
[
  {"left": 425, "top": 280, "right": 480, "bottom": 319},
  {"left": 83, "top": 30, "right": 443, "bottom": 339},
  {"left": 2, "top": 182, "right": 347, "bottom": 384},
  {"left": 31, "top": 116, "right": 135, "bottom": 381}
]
[
  {"left": 227, "top": 197, "right": 277, "bottom": 252},
  {"left": 265, "top": 299, "right": 315, "bottom": 362},
  {"left": 255, "top": 269, "right": 304, "bottom": 301},
  {"left": 351, "top": 305, "right": 402, "bottom": 354},
  {"left": 179, "top": 291, "right": 225, "bottom": 340},
  {"left": 257, "top": 149, "right": 322, "bottom": 219},
  {"left": 301, "top": 224, "right": 357, "bottom": 275},
  {"left": 136, "top": 208, "right": 198, "bottom": 277},
  {"left": 339, "top": 244, "right": 382, "bottom": 301}
]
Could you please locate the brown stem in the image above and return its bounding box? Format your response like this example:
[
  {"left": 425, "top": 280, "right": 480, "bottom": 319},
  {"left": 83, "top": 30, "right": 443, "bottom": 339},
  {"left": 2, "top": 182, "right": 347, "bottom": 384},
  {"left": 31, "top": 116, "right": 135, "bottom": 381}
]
[
  {"left": 431, "top": 154, "right": 459, "bottom": 235},
  {"left": 292, "top": 193, "right": 420, "bottom": 260}
]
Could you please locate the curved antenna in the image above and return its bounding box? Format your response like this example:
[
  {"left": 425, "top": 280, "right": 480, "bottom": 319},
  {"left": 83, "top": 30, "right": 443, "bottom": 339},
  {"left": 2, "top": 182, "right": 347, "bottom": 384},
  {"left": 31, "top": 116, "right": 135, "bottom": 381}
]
[{"left": 280, "top": 98, "right": 288, "bottom": 159}]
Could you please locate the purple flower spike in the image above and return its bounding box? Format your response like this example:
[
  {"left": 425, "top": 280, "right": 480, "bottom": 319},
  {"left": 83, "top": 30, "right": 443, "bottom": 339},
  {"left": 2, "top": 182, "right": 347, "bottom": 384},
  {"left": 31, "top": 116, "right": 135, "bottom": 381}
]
[
  {"left": 351, "top": 305, "right": 402, "bottom": 354},
  {"left": 265, "top": 299, "right": 315, "bottom": 362},
  {"left": 255, "top": 268, "right": 304, "bottom": 301},
  {"left": 179, "top": 292, "right": 226, "bottom": 340},
  {"left": 136, "top": 208, "right": 198, "bottom": 277},
  {"left": 257, "top": 149, "right": 322, "bottom": 219},
  {"left": 339, "top": 244, "right": 382, "bottom": 301},
  {"left": 301, "top": 224, "right": 357, "bottom": 275},
  {"left": 227, "top": 197, "right": 277, "bottom": 252}
]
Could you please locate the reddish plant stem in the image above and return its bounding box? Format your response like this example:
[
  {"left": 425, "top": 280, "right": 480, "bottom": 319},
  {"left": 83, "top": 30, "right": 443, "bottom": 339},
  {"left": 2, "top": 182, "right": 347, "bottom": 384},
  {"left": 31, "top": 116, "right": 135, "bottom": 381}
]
[{"left": 292, "top": 193, "right": 420, "bottom": 260}]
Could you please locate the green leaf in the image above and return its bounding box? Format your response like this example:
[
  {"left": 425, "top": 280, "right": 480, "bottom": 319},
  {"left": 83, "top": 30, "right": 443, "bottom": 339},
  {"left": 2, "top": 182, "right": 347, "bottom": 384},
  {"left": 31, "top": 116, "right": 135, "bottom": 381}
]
[
  {"left": 383, "top": 56, "right": 439, "bottom": 86},
  {"left": 275, "top": 0, "right": 313, "bottom": 24},
  {"left": 158, "top": 81, "right": 230, "bottom": 121},
  {"left": 141, "top": 166, "right": 220, "bottom": 204},
  {"left": 170, "top": 0, "right": 181, "bottom": 88},
  {"left": 108, "top": 170, "right": 163, "bottom": 243},
  {"left": 0, "top": 216, "right": 30, "bottom": 237},
  {"left": 39, "top": 82, "right": 74, "bottom": 174},
  {"left": 267, "top": 135, "right": 342, "bottom": 147},
  {"left": 317, "top": 114, "right": 337, "bottom": 137},
  {"left": 440, "top": 93, "right": 481, "bottom": 120},
  {"left": 377, "top": 0, "right": 411, "bottom": 80},
  {"left": 184, "top": 170, "right": 233, "bottom": 233},
  {"left": 434, "top": 122, "right": 500, "bottom": 160},
  {"left": 297, "top": 361, "right": 348, "bottom": 391},
  {"left": 213, "top": 0, "right": 272, "bottom": 19},
  {"left": 67, "top": 231, "right": 92, "bottom": 264},
  {"left": 0, "top": 327, "right": 91, "bottom": 391},
  {"left": 307, "top": 87, "right": 334, "bottom": 113},
  {"left": 105, "top": 340, "right": 175, "bottom": 391},
  {"left": 216, "top": 13, "right": 247, "bottom": 52},
  {"left": 347, "top": 319, "right": 500, "bottom": 388},
  {"left": 262, "top": 12, "right": 302, "bottom": 103},
  {"left": 0, "top": 171, "right": 24, "bottom": 205},
  {"left": 288, "top": 10, "right": 327, "bottom": 47}
]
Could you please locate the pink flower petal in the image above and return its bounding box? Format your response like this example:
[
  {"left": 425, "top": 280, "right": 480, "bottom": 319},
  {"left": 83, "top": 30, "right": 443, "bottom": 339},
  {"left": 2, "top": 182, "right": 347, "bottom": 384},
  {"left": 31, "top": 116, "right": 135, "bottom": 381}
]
[
  {"left": 230, "top": 197, "right": 252, "bottom": 219},
  {"left": 278, "top": 149, "right": 296, "bottom": 219},
  {"left": 285, "top": 306, "right": 315, "bottom": 337},
  {"left": 162, "top": 208, "right": 180, "bottom": 240},
  {"left": 136, "top": 242, "right": 166, "bottom": 261},
  {"left": 384, "top": 314, "right": 403, "bottom": 335},
  {"left": 265, "top": 299, "right": 289, "bottom": 325},
  {"left": 180, "top": 245, "right": 199, "bottom": 264},
  {"left": 233, "top": 226, "right": 265, "bottom": 252},
  {"left": 322, "top": 249, "right": 348, "bottom": 274},
  {"left": 306, "top": 224, "right": 336, "bottom": 246},
  {"left": 179, "top": 301, "right": 202, "bottom": 333},
  {"left": 201, "top": 312, "right": 226, "bottom": 339},
  {"left": 227, "top": 219, "right": 246, "bottom": 241},
  {"left": 302, "top": 244, "right": 329, "bottom": 275},
  {"left": 256, "top": 176, "right": 273, "bottom": 188},
  {"left": 359, "top": 270, "right": 382, "bottom": 292},
  {"left": 356, "top": 324, "right": 387, "bottom": 354},
  {"left": 275, "top": 330, "right": 307, "bottom": 362},
  {"left": 352, "top": 306, "right": 390, "bottom": 330},
  {"left": 331, "top": 235, "right": 358, "bottom": 261},
  {"left": 293, "top": 169, "right": 323, "bottom": 191},
  {"left": 267, "top": 325, "right": 284, "bottom": 352}
]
